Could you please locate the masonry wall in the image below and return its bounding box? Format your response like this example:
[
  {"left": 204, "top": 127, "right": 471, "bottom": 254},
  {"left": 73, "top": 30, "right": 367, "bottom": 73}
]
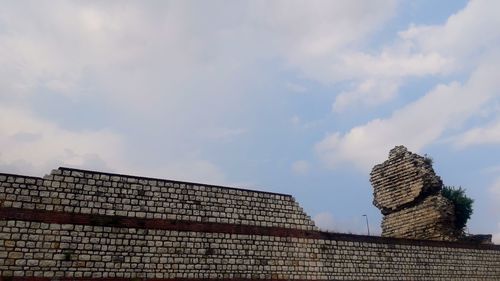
[
  {"left": 381, "top": 195, "right": 456, "bottom": 240},
  {"left": 1, "top": 167, "right": 500, "bottom": 281},
  {"left": 0, "top": 168, "right": 316, "bottom": 230},
  {"left": 370, "top": 149, "right": 442, "bottom": 214},
  {"left": 370, "top": 146, "right": 458, "bottom": 241}
]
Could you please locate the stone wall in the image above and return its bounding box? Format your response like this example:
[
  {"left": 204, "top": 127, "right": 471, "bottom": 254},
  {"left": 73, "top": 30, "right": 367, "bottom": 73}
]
[
  {"left": 381, "top": 195, "right": 456, "bottom": 240},
  {"left": 1, "top": 218, "right": 500, "bottom": 280},
  {"left": 371, "top": 146, "right": 443, "bottom": 214},
  {"left": 371, "top": 146, "right": 458, "bottom": 241},
  {"left": 0, "top": 167, "right": 316, "bottom": 230},
  {"left": 1, "top": 167, "right": 500, "bottom": 280}
]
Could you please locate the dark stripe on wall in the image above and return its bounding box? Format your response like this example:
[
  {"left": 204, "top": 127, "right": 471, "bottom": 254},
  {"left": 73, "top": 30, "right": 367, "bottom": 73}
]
[
  {"left": 1, "top": 276, "right": 468, "bottom": 281},
  {"left": 0, "top": 207, "right": 499, "bottom": 251}
]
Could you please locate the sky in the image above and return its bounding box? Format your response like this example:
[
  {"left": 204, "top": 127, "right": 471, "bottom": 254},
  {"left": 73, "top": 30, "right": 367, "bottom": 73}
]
[{"left": 1, "top": 0, "right": 500, "bottom": 242}]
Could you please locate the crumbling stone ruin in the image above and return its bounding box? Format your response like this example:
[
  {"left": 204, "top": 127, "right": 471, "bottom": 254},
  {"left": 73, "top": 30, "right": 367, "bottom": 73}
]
[
  {"left": 370, "top": 146, "right": 456, "bottom": 240},
  {"left": 371, "top": 145, "right": 489, "bottom": 242}
]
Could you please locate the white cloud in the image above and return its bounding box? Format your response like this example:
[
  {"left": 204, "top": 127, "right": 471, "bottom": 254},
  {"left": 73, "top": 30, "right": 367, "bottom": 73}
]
[
  {"left": 317, "top": 55, "right": 500, "bottom": 171},
  {"left": 323, "top": 21, "right": 454, "bottom": 112},
  {"left": 0, "top": 106, "right": 124, "bottom": 176},
  {"left": 453, "top": 119, "right": 500, "bottom": 148},
  {"left": 327, "top": 0, "right": 500, "bottom": 112},
  {"left": 316, "top": 0, "right": 500, "bottom": 169},
  {"left": 0, "top": 105, "right": 229, "bottom": 184},
  {"left": 199, "top": 127, "right": 248, "bottom": 142},
  {"left": 399, "top": 0, "right": 500, "bottom": 65},
  {"left": 286, "top": 82, "right": 307, "bottom": 93},
  {"left": 0, "top": 1, "right": 402, "bottom": 186},
  {"left": 330, "top": 50, "right": 453, "bottom": 82},
  {"left": 0, "top": 0, "right": 401, "bottom": 153},
  {"left": 256, "top": 1, "right": 397, "bottom": 61},
  {"left": 332, "top": 79, "right": 400, "bottom": 112},
  {"left": 0, "top": 1, "right": 398, "bottom": 104},
  {"left": 290, "top": 115, "right": 323, "bottom": 130},
  {"left": 1, "top": 1, "right": 498, "bottom": 177},
  {"left": 291, "top": 160, "right": 310, "bottom": 175}
]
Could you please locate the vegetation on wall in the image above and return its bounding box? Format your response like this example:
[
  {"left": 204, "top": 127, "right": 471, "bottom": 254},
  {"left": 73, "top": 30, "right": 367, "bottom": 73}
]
[
  {"left": 423, "top": 154, "right": 434, "bottom": 165},
  {"left": 441, "top": 186, "right": 474, "bottom": 232}
]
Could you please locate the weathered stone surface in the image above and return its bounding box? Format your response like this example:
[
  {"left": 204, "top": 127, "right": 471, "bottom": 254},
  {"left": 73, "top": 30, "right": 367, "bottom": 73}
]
[
  {"left": 371, "top": 146, "right": 443, "bottom": 214},
  {"left": 0, "top": 220, "right": 499, "bottom": 279},
  {"left": 0, "top": 167, "right": 317, "bottom": 231},
  {"left": 371, "top": 146, "right": 461, "bottom": 241},
  {"left": 381, "top": 194, "right": 456, "bottom": 241}
]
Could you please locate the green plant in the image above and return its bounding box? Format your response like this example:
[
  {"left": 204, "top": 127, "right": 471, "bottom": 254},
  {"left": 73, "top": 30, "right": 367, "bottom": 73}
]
[
  {"left": 423, "top": 154, "right": 434, "bottom": 165},
  {"left": 441, "top": 186, "right": 474, "bottom": 232}
]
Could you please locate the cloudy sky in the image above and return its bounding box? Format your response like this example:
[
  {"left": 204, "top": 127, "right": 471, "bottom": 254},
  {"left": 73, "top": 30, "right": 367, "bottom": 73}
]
[{"left": 1, "top": 0, "right": 500, "bottom": 242}]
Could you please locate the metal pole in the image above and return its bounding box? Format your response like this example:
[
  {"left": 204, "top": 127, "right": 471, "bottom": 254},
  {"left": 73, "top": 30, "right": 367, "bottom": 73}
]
[{"left": 363, "top": 215, "right": 370, "bottom": 236}]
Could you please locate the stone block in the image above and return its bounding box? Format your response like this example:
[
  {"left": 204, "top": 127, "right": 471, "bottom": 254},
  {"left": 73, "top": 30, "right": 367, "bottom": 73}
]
[
  {"left": 371, "top": 146, "right": 461, "bottom": 241},
  {"left": 371, "top": 146, "right": 442, "bottom": 214}
]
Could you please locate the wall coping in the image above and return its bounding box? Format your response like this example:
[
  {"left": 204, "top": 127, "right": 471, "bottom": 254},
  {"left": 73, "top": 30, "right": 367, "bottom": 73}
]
[
  {"left": 0, "top": 172, "right": 43, "bottom": 181},
  {"left": 0, "top": 167, "right": 293, "bottom": 198},
  {"left": 58, "top": 167, "right": 293, "bottom": 197}
]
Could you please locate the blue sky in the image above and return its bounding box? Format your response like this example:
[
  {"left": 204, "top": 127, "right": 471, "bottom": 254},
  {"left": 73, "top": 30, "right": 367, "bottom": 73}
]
[{"left": 1, "top": 0, "right": 500, "bottom": 242}]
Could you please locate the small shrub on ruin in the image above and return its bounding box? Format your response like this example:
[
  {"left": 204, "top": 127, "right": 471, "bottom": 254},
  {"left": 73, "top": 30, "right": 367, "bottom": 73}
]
[{"left": 441, "top": 186, "right": 474, "bottom": 232}]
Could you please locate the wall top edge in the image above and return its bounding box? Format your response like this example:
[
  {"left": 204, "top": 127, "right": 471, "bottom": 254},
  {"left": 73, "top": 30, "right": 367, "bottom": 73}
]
[
  {"left": 0, "top": 167, "right": 293, "bottom": 198},
  {"left": 0, "top": 172, "right": 43, "bottom": 180},
  {"left": 57, "top": 167, "right": 293, "bottom": 198},
  {"left": 316, "top": 230, "right": 500, "bottom": 250}
]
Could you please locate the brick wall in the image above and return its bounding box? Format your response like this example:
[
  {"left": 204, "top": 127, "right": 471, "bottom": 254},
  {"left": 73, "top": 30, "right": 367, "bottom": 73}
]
[{"left": 1, "top": 167, "right": 500, "bottom": 280}]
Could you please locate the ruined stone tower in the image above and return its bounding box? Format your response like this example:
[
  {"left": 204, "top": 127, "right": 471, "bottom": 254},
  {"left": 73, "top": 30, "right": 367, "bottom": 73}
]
[{"left": 370, "top": 146, "right": 458, "bottom": 241}]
